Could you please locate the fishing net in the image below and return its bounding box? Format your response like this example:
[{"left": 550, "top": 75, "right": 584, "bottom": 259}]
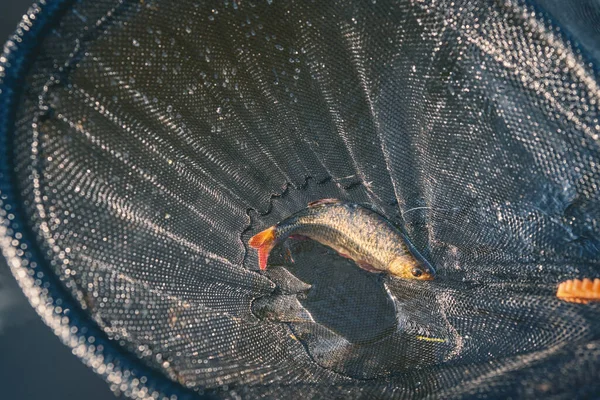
[{"left": 1, "top": 0, "right": 599, "bottom": 398}]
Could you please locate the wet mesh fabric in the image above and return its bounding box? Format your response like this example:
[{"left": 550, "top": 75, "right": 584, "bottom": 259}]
[{"left": 1, "top": 0, "right": 600, "bottom": 398}]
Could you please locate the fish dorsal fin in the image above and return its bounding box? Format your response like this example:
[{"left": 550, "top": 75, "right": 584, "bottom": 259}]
[{"left": 308, "top": 198, "right": 341, "bottom": 207}]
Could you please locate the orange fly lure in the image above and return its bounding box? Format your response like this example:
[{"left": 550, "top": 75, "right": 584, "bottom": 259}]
[{"left": 556, "top": 278, "right": 600, "bottom": 304}]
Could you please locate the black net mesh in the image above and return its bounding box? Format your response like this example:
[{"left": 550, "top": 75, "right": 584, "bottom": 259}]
[{"left": 2, "top": 0, "right": 600, "bottom": 398}]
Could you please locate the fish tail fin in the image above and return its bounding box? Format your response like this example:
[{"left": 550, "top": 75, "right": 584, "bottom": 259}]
[{"left": 249, "top": 226, "right": 277, "bottom": 270}]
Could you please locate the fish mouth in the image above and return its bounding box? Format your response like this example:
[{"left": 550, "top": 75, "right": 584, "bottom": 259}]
[{"left": 419, "top": 272, "right": 435, "bottom": 281}]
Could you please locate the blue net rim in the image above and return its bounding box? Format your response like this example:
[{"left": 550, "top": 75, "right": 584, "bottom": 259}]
[{"left": 0, "top": 1, "right": 206, "bottom": 398}]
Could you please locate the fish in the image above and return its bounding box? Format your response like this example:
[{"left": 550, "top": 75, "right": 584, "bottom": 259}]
[
  {"left": 248, "top": 198, "right": 435, "bottom": 280},
  {"left": 556, "top": 278, "right": 600, "bottom": 304}
]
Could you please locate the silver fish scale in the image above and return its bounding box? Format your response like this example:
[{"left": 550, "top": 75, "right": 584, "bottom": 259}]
[{"left": 276, "top": 203, "right": 408, "bottom": 270}]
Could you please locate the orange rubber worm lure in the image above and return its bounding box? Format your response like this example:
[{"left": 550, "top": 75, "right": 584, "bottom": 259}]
[{"left": 556, "top": 278, "right": 600, "bottom": 304}]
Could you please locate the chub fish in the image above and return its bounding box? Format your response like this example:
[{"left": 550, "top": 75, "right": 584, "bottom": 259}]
[{"left": 248, "top": 198, "right": 435, "bottom": 280}]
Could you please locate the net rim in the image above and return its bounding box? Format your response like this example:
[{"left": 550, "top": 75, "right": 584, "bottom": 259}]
[{"left": 0, "top": 1, "right": 204, "bottom": 398}]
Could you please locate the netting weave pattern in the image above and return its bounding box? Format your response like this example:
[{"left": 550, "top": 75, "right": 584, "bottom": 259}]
[{"left": 2, "top": 0, "right": 600, "bottom": 398}]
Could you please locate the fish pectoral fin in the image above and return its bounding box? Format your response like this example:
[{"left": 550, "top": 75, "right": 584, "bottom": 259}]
[
  {"left": 283, "top": 241, "right": 295, "bottom": 264},
  {"left": 307, "top": 198, "right": 341, "bottom": 207},
  {"left": 356, "top": 261, "right": 380, "bottom": 273}
]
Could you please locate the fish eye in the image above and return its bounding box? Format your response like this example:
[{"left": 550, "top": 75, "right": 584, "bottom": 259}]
[{"left": 411, "top": 268, "right": 423, "bottom": 278}]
